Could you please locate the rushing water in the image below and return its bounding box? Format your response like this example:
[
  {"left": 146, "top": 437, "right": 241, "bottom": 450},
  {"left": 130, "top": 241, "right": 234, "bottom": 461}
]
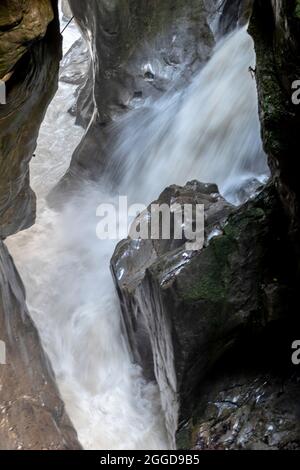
[{"left": 7, "top": 24, "right": 268, "bottom": 449}]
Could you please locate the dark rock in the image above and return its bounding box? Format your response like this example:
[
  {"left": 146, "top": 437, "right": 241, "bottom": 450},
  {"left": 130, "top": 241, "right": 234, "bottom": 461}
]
[
  {"left": 219, "top": 0, "right": 254, "bottom": 36},
  {"left": 0, "top": 0, "right": 54, "bottom": 78},
  {"left": 0, "top": 241, "right": 81, "bottom": 449},
  {"left": 249, "top": 0, "right": 300, "bottom": 252},
  {"left": 0, "top": 1, "right": 81, "bottom": 449},
  {"left": 179, "top": 370, "right": 300, "bottom": 450},
  {"left": 111, "top": 181, "right": 284, "bottom": 444}
]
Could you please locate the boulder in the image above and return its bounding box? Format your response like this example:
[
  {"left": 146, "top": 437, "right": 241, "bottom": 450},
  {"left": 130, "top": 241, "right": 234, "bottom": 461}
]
[{"left": 111, "top": 181, "right": 285, "bottom": 444}]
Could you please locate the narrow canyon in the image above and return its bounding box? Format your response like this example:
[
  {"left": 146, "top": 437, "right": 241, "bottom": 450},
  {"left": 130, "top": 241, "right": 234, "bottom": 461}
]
[{"left": 0, "top": 0, "right": 300, "bottom": 451}]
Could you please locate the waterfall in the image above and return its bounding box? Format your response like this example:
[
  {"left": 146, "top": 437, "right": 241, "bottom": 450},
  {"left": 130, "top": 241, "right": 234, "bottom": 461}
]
[
  {"left": 109, "top": 26, "right": 268, "bottom": 205},
  {"left": 7, "top": 24, "right": 268, "bottom": 450}
]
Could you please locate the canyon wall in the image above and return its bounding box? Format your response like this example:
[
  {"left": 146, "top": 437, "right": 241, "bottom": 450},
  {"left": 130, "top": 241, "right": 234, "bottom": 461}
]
[
  {"left": 249, "top": 0, "right": 300, "bottom": 251},
  {"left": 53, "top": 0, "right": 217, "bottom": 196},
  {"left": 1, "top": 0, "right": 299, "bottom": 450},
  {"left": 0, "top": 0, "right": 80, "bottom": 449}
]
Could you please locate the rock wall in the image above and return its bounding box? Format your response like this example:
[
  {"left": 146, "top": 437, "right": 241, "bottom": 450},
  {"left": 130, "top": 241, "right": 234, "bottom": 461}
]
[
  {"left": 249, "top": 0, "right": 300, "bottom": 250},
  {"left": 180, "top": 365, "right": 300, "bottom": 450},
  {"left": 0, "top": 0, "right": 54, "bottom": 79},
  {"left": 52, "top": 0, "right": 215, "bottom": 196},
  {"left": 51, "top": 0, "right": 255, "bottom": 200},
  {"left": 111, "top": 181, "right": 295, "bottom": 446},
  {"left": 61, "top": 0, "right": 72, "bottom": 20},
  {"left": 0, "top": 0, "right": 81, "bottom": 449},
  {"left": 0, "top": 0, "right": 60, "bottom": 238},
  {"left": 57, "top": 0, "right": 300, "bottom": 450}
]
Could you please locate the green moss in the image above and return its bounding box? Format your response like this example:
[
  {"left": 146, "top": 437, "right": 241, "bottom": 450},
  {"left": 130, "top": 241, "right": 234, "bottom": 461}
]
[
  {"left": 176, "top": 422, "right": 192, "bottom": 450},
  {"left": 180, "top": 233, "right": 235, "bottom": 303},
  {"left": 179, "top": 203, "right": 267, "bottom": 304},
  {"left": 295, "top": 0, "right": 300, "bottom": 19}
]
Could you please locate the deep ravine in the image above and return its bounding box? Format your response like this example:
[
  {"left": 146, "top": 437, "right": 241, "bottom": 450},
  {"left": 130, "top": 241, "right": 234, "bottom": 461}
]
[{"left": 7, "top": 23, "right": 268, "bottom": 449}]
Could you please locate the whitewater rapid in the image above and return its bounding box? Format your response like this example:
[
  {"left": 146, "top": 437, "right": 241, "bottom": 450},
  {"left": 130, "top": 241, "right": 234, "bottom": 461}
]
[{"left": 7, "top": 24, "right": 267, "bottom": 449}]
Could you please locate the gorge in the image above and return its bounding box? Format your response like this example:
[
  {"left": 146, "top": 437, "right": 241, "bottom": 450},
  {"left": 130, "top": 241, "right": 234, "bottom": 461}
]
[{"left": 1, "top": 0, "right": 300, "bottom": 451}]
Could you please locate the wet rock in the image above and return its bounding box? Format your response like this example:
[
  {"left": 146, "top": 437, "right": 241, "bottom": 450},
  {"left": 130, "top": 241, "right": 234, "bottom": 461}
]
[
  {"left": 0, "top": 0, "right": 54, "bottom": 78},
  {"left": 61, "top": 0, "right": 72, "bottom": 20},
  {"left": 0, "top": 241, "right": 81, "bottom": 449},
  {"left": 218, "top": 0, "right": 254, "bottom": 36},
  {"left": 59, "top": 37, "right": 91, "bottom": 125},
  {"left": 53, "top": 0, "right": 215, "bottom": 193},
  {"left": 0, "top": 1, "right": 62, "bottom": 238},
  {"left": 179, "top": 370, "right": 300, "bottom": 450},
  {"left": 249, "top": 0, "right": 300, "bottom": 251},
  {"left": 229, "top": 177, "right": 266, "bottom": 205},
  {"left": 111, "top": 181, "right": 283, "bottom": 445},
  {"left": 0, "top": 1, "right": 81, "bottom": 450},
  {"left": 60, "top": 38, "right": 89, "bottom": 87}
]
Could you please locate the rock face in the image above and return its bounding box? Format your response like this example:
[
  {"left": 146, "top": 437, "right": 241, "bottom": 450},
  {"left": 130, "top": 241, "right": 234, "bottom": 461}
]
[
  {"left": 61, "top": 0, "right": 72, "bottom": 20},
  {"left": 249, "top": 0, "right": 300, "bottom": 250},
  {"left": 109, "top": 0, "right": 300, "bottom": 450},
  {"left": 218, "top": 0, "right": 254, "bottom": 35},
  {"left": 0, "top": 0, "right": 81, "bottom": 450},
  {"left": 180, "top": 369, "right": 300, "bottom": 450},
  {"left": 51, "top": 0, "right": 256, "bottom": 198},
  {"left": 60, "top": 38, "right": 89, "bottom": 87},
  {"left": 53, "top": 0, "right": 215, "bottom": 193},
  {"left": 0, "top": 241, "right": 80, "bottom": 450},
  {"left": 111, "top": 182, "right": 289, "bottom": 445},
  {"left": 0, "top": 0, "right": 54, "bottom": 78},
  {"left": 0, "top": 0, "right": 61, "bottom": 238}
]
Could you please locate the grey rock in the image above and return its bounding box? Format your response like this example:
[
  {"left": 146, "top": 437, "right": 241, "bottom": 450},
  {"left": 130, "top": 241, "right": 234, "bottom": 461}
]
[
  {"left": 61, "top": 0, "right": 72, "bottom": 20},
  {"left": 52, "top": 0, "right": 215, "bottom": 195},
  {"left": 111, "top": 181, "right": 283, "bottom": 444},
  {"left": 60, "top": 38, "right": 90, "bottom": 86}
]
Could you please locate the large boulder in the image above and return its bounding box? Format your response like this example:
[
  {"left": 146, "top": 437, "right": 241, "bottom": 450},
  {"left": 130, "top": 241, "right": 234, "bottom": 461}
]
[{"left": 111, "top": 181, "right": 285, "bottom": 445}]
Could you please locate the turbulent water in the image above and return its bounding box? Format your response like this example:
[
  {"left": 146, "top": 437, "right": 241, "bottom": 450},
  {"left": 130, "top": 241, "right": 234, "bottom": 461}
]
[
  {"left": 110, "top": 27, "right": 267, "bottom": 205},
  {"left": 7, "top": 23, "right": 268, "bottom": 449}
]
